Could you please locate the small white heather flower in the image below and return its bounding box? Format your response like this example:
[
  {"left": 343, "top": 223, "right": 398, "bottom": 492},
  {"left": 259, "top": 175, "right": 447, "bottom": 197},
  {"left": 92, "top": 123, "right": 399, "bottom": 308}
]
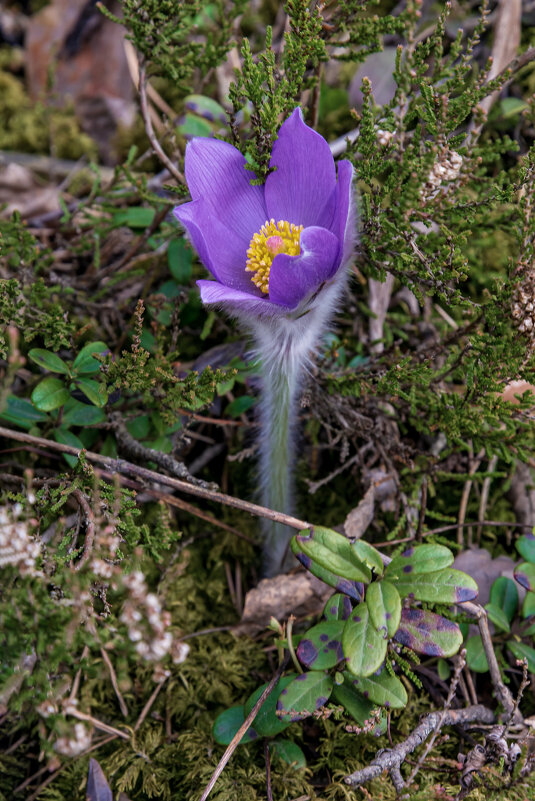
[{"left": 54, "top": 723, "right": 92, "bottom": 756}]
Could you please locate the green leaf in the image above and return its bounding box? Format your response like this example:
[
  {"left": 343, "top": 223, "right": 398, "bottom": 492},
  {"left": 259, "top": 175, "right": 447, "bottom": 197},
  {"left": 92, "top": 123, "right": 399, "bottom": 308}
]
[
  {"left": 244, "top": 675, "right": 296, "bottom": 737},
  {"left": 517, "top": 534, "right": 535, "bottom": 564},
  {"left": 167, "top": 238, "right": 193, "bottom": 283},
  {"left": 178, "top": 112, "right": 213, "bottom": 138},
  {"left": 323, "top": 594, "right": 353, "bottom": 621},
  {"left": 345, "top": 669, "right": 408, "bottom": 709},
  {"left": 0, "top": 395, "right": 48, "bottom": 429},
  {"left": 54, "top": 428, "right": 85, "bottom": 468},
  {"left": 113, "top": 207, "right": 155, "bottom": 228},
  {"left": 351, "top": 540, "right": 384, "bottom": 576},
  {"left": 270, "top": 740, "right": 306, "bottom": 769},
  {"left": 62, "top": 398, "right": 106, "bottom": 426},
  {"left": 276, "top": 672, "right": 334, "bottom": 723},
  {"left": 72, "top": 341, "right": 108, "bottom": 375},
  {"left": 226, "top": 395, "right": 255, "bottom": 418},
  {"left": 437, "top": 659, "right": 451, "bottom": 681},
  {"left": 385, "top": 544, "right": 454, "bottom": 578},
  {"left": 514, "top": 562, "right": 535, "bottom": 593},
  {"left": 366, "top": 580, "right": 401, "bottom": 638},
  {"left": 291, "top": 540, "right": 364, "bottom": 601},
  {"left": 76, "top": 378, "right": 108, "bottom": 408},
  {"left": 484, "top": 602, "right": 510, "bottom": 633},
  {"left": 342, "top": 602, "right": 388, "bottom": 676},
  {"left": 28, "top": 348, "right": 70, "bottom": 375},
  {"left": 296, "top": 621, "right": 345, "bottom": 670},
  {"left": 31, "top": 377, "right": 70, "bottom": 411},
  {"left": 490, "top": 576, "right": 519, "bottom": 622},
  {"left": 523, "top": 592, "right": 535, "bottom": 618},
  {"left": 295, "top": 527, "right": 371, "bottom": 583},
  {"left": 507, "top": 641, "right": 535, "bottom": 673},
  {"left": 392, "top": 568, "right": 478, "bottom": 604},
  {"left": 395, "top": 609, "right": 463, "bottom": 657},
  {"left": 331, "top": 681, "right": 377, "bottom": 724},
  {"left": 212, "top": 706, "right": 258, "bottom": 745},
  {"left": 465, "top": 635, "right": 489, "bottom": 673},
  {"left": 184, "top": 94, "right": 227, "bottom": 124}
]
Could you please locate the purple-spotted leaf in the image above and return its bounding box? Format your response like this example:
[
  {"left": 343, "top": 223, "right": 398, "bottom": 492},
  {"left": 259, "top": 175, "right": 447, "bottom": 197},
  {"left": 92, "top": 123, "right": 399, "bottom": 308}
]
[
  {"left": 212, "top": 706, "right": 258, "bottom": 745},
  {"left": 342, "top": 602, "right": 388, "bottom": 676},
  {"left": 394, "top": 608, "right": 463, "bottom": 657},
  {"left": 484, "top": 602, "right": 510, "bottom": 633},
  {"left": 516, "top": 534, "right": 535, "bottom": 564},
  {"left": 87, "top": 758, "right": 113, "bottom": 801},
  {"left": 346, "top": 669, "right": 408, "bottom": 709},
  {"left": 351, "top": 540, "right": 384, "bottom": 576},
  {"left": 490, "top": 576, "right": 518, "bottom": 622},
  {"left": 276, "top": 672, "right": 334, "bottom": 723},
  {"left": 270, "top": 739, "right": 307, "bottom": 769},
  {"left": 297, "top": 621, "right": 345, "bottom": 669},
  {"left": 392, "top": 568, "right": 478, "bottom": 604},
  {"left": 366, "top": 580, "right": 401, "bottom": 638},
  {"left": 323, "top": 593, "right": 353, "bottom": 621},
  {"left": 514, "top": 562, "right": 535, "bottom": 593},
  {"left": 331, "top": 680, "right": 377, "bottom": 725},
  {"left": 465, "top": 635, "right": 489, "bottom": 673},
  {"left": 385, "top": 544, "right": 454, "bottom": 578},
  {"left": 244, "top": 674, "right": 297, "bottom": 736},
  {"left": 507, "top": 641, "right": 535, "bottom": 673},
  {"left": 291, "top": 542, "right": 363, "bottom": 601},
  {"left": 295, "top": 527, "right": 371, "bottom": 583}
]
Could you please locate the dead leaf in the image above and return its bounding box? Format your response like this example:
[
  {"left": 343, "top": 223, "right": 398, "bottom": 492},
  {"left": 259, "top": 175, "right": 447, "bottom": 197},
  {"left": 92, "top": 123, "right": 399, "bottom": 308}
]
[
  {"left": 344, "top": 485, "right": 375, "bottom": 539},
  {"left": 86, "top": 758, "right": 113, "bottom": 801},
  {"left": 235, "top": 572, "right": 332, "bottom": 637}
]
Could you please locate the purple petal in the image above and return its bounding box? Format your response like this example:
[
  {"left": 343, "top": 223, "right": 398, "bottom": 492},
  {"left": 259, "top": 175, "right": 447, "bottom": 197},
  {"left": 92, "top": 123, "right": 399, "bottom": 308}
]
[
  {"left": 265, "top": 108, "right": 336, "bottom": 228},
  {"left": 268, "top": 226, "right": 339, "bottom": 308},
  {"left": 175, "top": 200, "right": 260, "bottom": 293},
  {"left": 330, "top": 159, "right": 356, "bottom": 267},
  {"left": 197, "top": 280, "right": 287, "bottom": 318},
  {"left": 184, "top": 138, "right": 267, "bottom": 241}
]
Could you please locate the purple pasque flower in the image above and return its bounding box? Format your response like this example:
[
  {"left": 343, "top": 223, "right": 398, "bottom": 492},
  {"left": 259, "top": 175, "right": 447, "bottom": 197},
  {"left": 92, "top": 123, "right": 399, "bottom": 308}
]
[{"left": 173, "top": 107, "right": 355, "bottom": 319}]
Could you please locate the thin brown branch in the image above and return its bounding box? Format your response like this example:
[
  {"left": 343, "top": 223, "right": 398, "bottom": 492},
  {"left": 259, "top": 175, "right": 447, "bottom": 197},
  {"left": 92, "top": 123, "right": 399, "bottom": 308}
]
[
  {"left": 0, "top": 425, "right": 310, "bottom": 532},
  {"left": 138, "top": 61, "right": 184, "bottom": 185},
  {"left": 100, "top": 647, "right": 129, "bottom": 718},
  {"left": 134, "top": 674, "right": 169, "bottom": 732}
]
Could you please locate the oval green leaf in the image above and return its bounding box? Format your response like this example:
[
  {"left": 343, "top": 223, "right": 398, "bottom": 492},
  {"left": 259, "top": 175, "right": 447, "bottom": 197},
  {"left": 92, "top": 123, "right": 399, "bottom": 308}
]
[
  {"left": 465, "top": 635, "right": 489, "bottom": 673},
  {"left": 331, "top": 681, "right": 377, "bottom": 724},
  {"left": 385, "top": 544, "right": 454, "bottom": 578},
  {"left": 516, "top": 534, "right": 535, "bottom": 564},
  {"left": 352, "top": 540, "right": 384, "bottom": 576},
  {"left": 244, "top": 674, "right": 296, "bottom": 737},
  {"left": 484, "top": 602, "right": 510, "bottom": 633},
  {"left": 54, "top": 428, "right": 84, "bottom": 468},
  {"left": 76, "top": 378, "right": 108, "bottom": 408},
  {"left": 28, "top": 348, "right": 70, "bottom": 375},
  {"left": 323, "top": 594, "right": 353, "bottom": 621},
  {"left": 31, "top": 377, "right": 70, "bottom": 411},
  {"left": 62, "top": 399, "right": 106, "bottom": 426},
  {"left": 212, "top": 706, "right": 258, "bottom": 745},
  {"left": 276, "top": 672, "right": 334, "bottom": 723},
  {"left": 291, "top": 541, "right": 363, "bottom": 601},
  {"left": 392, "top": 568, "right": 478, "bottom": 604},
  {"left": 0, "top": 395, "right": 48, "bottom": 429},
  {"left": 514, "top": 562, "right": 535, "bottom": 593},
  {"left": 72, "top": 341, "right": 108, "bottom": 375},
  {"left": 523, "top": 592, "right": 535, "bottom": 618},
  {"left": 345, "top": 670, "right": 408, "bottom": 709},
  {"left": 366, "top": 580, "right": 401, "bottom": 638},
  {"left": 270, "top": 740, "right": 306, "bottom": 769},
  {"left": 394, "top": 608, "right": 463, "bottom": 657},
  {"left": 297, "top": 621, "right": 344, "bottom": 670},
  {"left": 507, "top": 641, "right": 535, "bottom": 673},
  {"left": 490, "top": 576, "right": 518, "bottom": 622},
  {"left": 342, "top": 602, "right": 388, "bottom": 677},
  {"left": 295, "top": 527, "right": 371, "bottom": 583}
]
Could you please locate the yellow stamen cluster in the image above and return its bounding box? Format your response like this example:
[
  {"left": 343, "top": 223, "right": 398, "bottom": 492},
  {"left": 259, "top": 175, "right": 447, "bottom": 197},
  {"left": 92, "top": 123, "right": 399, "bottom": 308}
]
[{"left": 246, "top": 218, "right": 303, "bottom": 294}]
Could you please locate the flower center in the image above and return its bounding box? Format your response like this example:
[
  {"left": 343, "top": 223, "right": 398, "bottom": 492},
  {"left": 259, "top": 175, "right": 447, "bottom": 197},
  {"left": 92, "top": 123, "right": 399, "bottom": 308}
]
[{"left": 246, "top": 219, "right": 303, "bottom": 294}]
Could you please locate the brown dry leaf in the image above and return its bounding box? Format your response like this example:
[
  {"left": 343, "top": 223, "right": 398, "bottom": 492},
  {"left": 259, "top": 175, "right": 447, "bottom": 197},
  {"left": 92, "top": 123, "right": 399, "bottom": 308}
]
[
  {"left": 344, "top": 484, "right": 375, "bottom": 539},
  {"left": 235, "top": 572, "right": 332, "bottom": 637},
  {"left": 0, "top": 163, "right": 60, "bottom": 219},
  {"left": 479, "top": 0, "right": 522, "bottom": 117}
]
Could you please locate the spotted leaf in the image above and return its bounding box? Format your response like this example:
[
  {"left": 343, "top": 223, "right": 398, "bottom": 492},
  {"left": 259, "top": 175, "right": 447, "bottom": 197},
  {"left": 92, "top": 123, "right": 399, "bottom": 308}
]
[
  {"left": 291, "top": 542, "right": 364, "bottom": 601},
  {"left": 297, "top": 621, "right": 345, "bottom": 670},
  {"left": 351, "top": 540, "right": 384, "bottom": 576},
  {"left": 394, "top": 608, "right": 463, "bottom": 657},
  {"left": 392, "top": 568, "right": 478, "bottom": 604},
  {"left": 342, "top": 602, "right": 388, "bottom": 676},
  {"left": 276, "top": 672, "right": 334, "bottom": 723},
  {"left": 244, "top": 674, "right": 297, "bottom": 736},
  {"left": 514, "top": 562, "right": 535, "bottom": 593},
  {"left": 385, "top": 544, "right": 454, "bottom": 578},
  {"left": 212, "top": 706, "right": 258, "bottom": 745},
  {"left": 366, "top": 580, "right": 401, "bottom": 638},
  {"left": 323, "top": 593, "right": 353, "bottom": 621},
  {"left": 331, "top": 680, "right": 383, "bottom": 729},
  {"left": 295, "top": 527, "right": 372, "bottom": 583},
  {"left": 345, "top": 669, "right": 408, "bottom": 709}
]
